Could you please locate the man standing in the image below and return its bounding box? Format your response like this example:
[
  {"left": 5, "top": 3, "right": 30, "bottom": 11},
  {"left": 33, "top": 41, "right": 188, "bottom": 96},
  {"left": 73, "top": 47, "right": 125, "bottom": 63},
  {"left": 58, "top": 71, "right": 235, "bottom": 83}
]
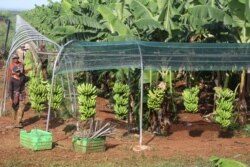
[
  {"left": 8, "top": 66, "right": 30, "bottom": 128},
  {"left": 16, "top": 44, "right": 29, "bottom": 64},
  {"left": 8, "top": 54, "right": 24, "bottom": 83}
]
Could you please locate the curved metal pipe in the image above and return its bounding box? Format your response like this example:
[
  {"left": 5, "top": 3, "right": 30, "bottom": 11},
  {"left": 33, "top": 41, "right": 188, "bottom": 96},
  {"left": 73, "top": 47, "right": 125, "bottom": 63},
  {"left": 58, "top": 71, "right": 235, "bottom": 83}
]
[{"left": 46, "top": 40, "right": 74, "bottom": 131}]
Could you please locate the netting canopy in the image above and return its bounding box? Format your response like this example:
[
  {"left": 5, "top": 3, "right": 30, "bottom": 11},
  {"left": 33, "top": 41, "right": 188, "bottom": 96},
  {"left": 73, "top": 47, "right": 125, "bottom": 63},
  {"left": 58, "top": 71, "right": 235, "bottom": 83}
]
[
  {"left": 49, "top": 40, "right": 250, "bottom": 146},
  {"left": 0, "top": 15, "right": 61, "bottom": 116},
  {"left": 55, "top": 40, "right": 250, "bottom": 74},
  {"left": 2, "top": 15, "right": 250, "bottom": 147}
]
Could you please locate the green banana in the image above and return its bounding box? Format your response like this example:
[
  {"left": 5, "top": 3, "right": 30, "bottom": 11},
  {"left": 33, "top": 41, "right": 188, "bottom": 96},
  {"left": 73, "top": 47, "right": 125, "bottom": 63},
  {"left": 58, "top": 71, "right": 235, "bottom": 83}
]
[
  {"left": 147, "top": 88, "right": 165, "bottom": 111},
  {"left": 77, "top": 83, "right": 97, "bottom": 121},
  {"left": 214, "top": 87, "right": 235, "bottom": 128},
  {"left": 182, "top": 86, "right": 199, "bottom": 113},
  {"left": 113, "top": 82, "right": 130, "bottom": 120}
]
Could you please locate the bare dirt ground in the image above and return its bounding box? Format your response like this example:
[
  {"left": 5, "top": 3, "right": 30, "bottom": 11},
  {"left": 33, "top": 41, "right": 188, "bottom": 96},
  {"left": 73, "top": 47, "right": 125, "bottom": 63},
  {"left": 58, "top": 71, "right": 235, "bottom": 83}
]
[
  {"left": 0, "top": 96, "right": 249, "bottom": 166},
  {"left": 0, "top": 68, "right": 249, "bottom": 166}
]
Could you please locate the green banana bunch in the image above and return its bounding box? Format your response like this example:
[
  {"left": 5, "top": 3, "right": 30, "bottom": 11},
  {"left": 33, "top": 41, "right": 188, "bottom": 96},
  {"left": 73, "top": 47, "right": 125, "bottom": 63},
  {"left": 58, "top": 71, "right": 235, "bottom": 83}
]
[
  {"left": 30, "top": 102, "right": 46, "bottom": 112},
  {"left": 47, "top": 84, "right": 64, "bottom": 110},
  {"left": 182, "top": 86, "right": 199, "bottom": 113},
  {"left": 114, "top": 105, "right": 128, "bottom": 119},
  {"left": 28, "top": 77, "right": 48, "bottom": 115},
  {"left": 147, "top": 88, "right": 165, "bottom": 111},
  {"left": 214, "top": 87, "right": 235, "bottom": 128},
  {"left": 78, "top": 96, "right": 96, "bottom": 108},
  {"left": 113, "top": 82, "right": 130, "bottom": 96},
  {"left": 215, "top": 87, "right": 235, "bottom": 102},
  {"left": 24, "top": 50, "right": 35, "bottom": 77},
  {"left": 113, "top": 82, "right": 130, "bottom": 120},
  {"left": 77, "top": 83, "right": 97, "bottom": 96},
  {"left": 216, "top": 100, "right": 233, "bottom": 112},
  {"left": 113, "top": 94, "right": 128, "bottom": 106},
  {"left": 77, "top": 83, "right": 97, "bottom": 121}
]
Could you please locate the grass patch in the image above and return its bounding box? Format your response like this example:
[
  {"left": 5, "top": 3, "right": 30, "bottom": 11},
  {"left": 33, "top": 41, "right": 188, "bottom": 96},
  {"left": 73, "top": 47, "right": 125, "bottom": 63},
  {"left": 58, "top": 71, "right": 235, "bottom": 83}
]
[{"left": 1, "top": 156, "right": 213, "bottom": 167}]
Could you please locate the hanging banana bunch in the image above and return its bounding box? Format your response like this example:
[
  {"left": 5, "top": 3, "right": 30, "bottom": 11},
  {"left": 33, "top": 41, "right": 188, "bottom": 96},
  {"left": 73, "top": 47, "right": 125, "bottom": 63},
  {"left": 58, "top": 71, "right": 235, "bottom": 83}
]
[
  {"left": 24, "top": 50, "right": 35, "bottom": 77},
  {"left": 182, "top": 86, "right": 199, "bottom": 113},
  {"left": 77, "top": 83, "right": 97, "bottom": 121},
  {"left": 28, "top": 78, "right": 49, "bottom": 116},
  {"left": 47, "top": 84, "right": 64, "bottom": 110},
  {"left": 147, "top": 88, "right": 165, "bottom": 111},
  {"left": 214, "top": 87, "right": 235, "bottom": 128},
  {"left": 113, "top": 82, "right": 130, "bottom": 120}
]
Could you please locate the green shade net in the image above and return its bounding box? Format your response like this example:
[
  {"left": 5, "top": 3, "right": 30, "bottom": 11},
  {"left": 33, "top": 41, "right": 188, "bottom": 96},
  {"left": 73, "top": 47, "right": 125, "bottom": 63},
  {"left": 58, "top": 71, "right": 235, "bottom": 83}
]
[{"left": 55, "top": 41, "right": 250, "bottom": 74}]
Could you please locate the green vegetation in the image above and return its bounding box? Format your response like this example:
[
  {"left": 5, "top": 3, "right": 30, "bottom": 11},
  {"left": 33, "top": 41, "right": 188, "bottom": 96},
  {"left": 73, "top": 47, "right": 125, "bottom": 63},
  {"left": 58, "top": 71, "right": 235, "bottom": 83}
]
[
  {"left": 0, "top": 156, "right": 215, "bottom": 167},
  {"left": 210, "top": 156, "right": 247, "bottom": 167},
  {"left": 0, "top": 10, "right": 19, "bottom": 54},
  {"left": 22, "top": 0, "right": 250, "bottom": 43},
  {"left": 242, "top": 124, "right": 250, "bottom": 137}
]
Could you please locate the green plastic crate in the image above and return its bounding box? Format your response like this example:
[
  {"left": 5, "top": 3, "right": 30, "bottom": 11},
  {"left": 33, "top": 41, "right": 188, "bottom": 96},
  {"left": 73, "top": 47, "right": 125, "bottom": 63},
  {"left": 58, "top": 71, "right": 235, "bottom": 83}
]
[
  {"left": 72, "top": 137, "right": 106, "bottom": 153},
  {"left": 20, "top": 129, "right": 53, "bottom": 151}
]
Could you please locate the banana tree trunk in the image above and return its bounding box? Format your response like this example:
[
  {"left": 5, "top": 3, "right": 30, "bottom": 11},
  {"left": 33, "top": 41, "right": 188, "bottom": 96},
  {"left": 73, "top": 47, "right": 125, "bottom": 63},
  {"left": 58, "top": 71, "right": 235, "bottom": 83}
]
[
  {"left": 247, "top": 69, "right": 250, "bottom": 97},
  {"left": 240, "top": 70, "right": 246, "bottom": 100},
  {"left": 223, "top": 73, "right": 230, "bottom": 88}
]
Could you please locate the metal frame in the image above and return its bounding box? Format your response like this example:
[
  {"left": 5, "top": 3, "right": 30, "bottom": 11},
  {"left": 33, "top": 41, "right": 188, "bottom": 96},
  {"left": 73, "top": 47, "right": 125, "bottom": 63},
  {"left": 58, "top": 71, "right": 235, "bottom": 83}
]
[{"left": 0, "top": 15, "right": 61, "bottom": 116}]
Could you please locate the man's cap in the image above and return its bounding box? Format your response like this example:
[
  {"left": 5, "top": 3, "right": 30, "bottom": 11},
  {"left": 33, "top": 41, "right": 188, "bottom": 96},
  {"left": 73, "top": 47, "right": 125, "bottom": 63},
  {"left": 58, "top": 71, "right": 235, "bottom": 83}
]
[
  {"left": 12, "top": 54, "right": 19, "bottom": 59},
  {"left": 12, "top": 66, "right": 21, "bottom": 73}
]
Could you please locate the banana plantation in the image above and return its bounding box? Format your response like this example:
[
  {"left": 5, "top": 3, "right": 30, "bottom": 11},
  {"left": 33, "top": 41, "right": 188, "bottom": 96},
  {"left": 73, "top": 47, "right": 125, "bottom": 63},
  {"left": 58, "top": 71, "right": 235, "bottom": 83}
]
[
  {"left": 0, "top": 0, "right": 250, "bottom": 166},
  {"left": 16, "top": 0, "right": 250, "bottom": 133}
]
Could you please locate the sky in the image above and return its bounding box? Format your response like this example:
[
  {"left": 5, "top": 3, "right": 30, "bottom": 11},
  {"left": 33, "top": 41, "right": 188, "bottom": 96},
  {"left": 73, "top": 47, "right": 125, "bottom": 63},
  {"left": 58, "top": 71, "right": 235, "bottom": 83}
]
[{"left": 0, "top": 0, "right": 60, "bottom": 10}]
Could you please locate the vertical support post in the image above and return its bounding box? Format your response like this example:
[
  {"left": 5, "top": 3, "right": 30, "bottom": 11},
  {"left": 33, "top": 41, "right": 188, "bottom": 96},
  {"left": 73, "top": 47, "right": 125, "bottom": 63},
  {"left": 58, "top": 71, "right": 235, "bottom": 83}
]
[
  {"left": 69, "top": 60, "right": 77, "bottom": 116},
  {"left": 65, "top": 59, "right": 74, "bottom": 114},
  {"left": 4, "top": 19, "right": 11, "bottom": 53},
  {"left": 136, "top": 42, "right": 144, "bottom": 146}
]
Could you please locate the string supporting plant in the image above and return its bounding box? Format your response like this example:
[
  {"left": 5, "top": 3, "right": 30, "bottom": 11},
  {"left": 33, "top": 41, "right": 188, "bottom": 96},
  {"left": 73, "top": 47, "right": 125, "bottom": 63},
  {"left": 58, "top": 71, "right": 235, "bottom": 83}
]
[
  {"left": 28, "top": 78, "right": 49, "bottom": 117},
  {"left": 182, "top": 86, "right": 199, "bottom": 113},
  {"left": 113, "top": 82, "right": 130, "bottom": 120},
  {"left": 77, "top": 83, "right": 97, "bottom": 121},
  {"left": 214, "top": 87, "right": 236, "bottom": 128}
]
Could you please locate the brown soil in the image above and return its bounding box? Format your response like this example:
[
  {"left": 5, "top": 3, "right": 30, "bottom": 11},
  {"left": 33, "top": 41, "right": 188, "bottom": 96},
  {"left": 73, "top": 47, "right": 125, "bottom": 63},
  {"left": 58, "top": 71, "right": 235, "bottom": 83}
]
[
  {"left": 0, "top": 96, "right": 249, "bottom": 166},
  {"left": 0, "top": 68, "right": 249, "bottom": 166}
]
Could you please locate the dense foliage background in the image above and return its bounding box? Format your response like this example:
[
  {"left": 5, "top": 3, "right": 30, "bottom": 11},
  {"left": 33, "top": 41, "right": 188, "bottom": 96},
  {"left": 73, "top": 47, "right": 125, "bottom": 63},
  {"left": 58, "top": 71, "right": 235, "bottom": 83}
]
[{"left": 21, "top": 0, "right": 250, "bottom": 44}]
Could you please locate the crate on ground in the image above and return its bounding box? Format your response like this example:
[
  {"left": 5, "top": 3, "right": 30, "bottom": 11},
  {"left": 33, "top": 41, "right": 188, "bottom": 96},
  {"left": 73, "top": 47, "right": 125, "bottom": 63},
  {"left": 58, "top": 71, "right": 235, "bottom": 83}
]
[
  {"left": 72, "top": 137, "right": 106, "bottom": 153},
  {"left": 20, "top": 129, "right": 53, "bottom": 151}
]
